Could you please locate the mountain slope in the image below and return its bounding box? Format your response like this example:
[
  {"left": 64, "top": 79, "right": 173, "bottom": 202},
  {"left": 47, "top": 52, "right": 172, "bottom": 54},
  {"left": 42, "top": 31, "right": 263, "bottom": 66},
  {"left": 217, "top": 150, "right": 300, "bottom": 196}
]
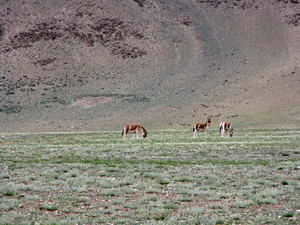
[{"left": 1, "top": 0, "right": 300, "bottom": 133}]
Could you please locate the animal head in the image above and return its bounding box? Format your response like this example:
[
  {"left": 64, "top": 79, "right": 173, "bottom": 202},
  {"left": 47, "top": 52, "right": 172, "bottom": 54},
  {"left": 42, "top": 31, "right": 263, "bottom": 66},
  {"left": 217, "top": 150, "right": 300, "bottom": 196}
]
[
  {"left": 207, "top": 118, "right": 211, "bottom": 125},
  {"left": 143, "top": 131, "right": 147, "bottom": 138},
  {"left": 229, "top": 128, "right": 234, "bottom": 137}
]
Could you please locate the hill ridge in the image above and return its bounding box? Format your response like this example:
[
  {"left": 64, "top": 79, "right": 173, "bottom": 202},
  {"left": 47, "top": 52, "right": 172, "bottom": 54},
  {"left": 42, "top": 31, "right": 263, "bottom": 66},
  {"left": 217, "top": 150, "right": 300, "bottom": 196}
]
[{"left": 0, "top": 0, "right": 300, "bottom": 132}]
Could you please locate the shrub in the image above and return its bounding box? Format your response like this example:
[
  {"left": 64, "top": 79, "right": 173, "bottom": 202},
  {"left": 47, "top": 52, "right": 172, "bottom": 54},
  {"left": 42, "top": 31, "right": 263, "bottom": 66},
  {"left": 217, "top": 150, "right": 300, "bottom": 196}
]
[{"left": 283, "top": 212, "right": 293, "bottom": 217}]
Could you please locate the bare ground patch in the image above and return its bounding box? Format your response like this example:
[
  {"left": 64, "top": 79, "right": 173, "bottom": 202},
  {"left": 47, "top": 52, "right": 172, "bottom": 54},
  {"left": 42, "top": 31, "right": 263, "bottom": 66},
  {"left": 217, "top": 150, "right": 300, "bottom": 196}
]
[{"left": 70, "top": 97, "right": 117, "bottom": 108}]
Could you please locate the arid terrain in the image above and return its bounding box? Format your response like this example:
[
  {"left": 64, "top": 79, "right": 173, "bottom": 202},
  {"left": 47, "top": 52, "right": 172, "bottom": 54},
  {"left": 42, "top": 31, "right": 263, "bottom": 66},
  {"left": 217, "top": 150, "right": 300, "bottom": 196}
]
[
  {"left": 1, "top": 129, "right": 300, "bottom": 224},
  {"left": 1, "top": 0, "right": 300, "bottom": 133}
]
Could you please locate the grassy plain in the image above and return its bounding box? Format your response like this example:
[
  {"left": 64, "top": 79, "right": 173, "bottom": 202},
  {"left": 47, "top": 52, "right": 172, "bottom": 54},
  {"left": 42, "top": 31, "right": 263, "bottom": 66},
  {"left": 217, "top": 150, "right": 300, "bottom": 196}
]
[{"left": 0, "top": 129, "right": 300, "bottom": 224}]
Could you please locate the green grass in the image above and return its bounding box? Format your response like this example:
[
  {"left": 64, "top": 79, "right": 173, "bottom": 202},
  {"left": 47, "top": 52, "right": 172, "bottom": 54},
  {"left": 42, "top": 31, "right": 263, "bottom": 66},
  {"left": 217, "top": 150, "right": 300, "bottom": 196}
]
[{"left": 0, "top": 129, "right": 300, "bottom": 224}]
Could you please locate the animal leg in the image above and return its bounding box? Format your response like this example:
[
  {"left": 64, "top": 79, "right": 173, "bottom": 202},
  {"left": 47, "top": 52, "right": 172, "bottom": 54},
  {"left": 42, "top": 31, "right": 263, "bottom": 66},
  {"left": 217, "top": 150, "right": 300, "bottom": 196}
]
[{"left": 221, "top": 124, "right": 224, "bottom": 137}]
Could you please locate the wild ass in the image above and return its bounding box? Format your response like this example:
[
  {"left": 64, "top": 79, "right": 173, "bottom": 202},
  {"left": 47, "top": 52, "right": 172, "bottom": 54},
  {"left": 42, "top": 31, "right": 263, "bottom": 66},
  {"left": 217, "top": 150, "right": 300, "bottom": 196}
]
[
  {"left": 220, "top": 121, "right": 233, "bottom": 137},
  {"left": 122, "top": 124, "right": 147, "bottom": 139},
  {"left": 193, "top": 118, "right": 211, "bottom": 138}
]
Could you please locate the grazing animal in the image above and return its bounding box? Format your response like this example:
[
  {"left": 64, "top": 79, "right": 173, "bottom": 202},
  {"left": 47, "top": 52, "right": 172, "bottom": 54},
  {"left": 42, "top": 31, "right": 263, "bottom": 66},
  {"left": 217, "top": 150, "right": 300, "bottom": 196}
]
[
  {"left": 122, "top": 124, "right": 147, "bottom": 139},
  {"left": 220, "top": 121, "right": 233, "bottom": 137},
  {"left": 193, "top": 118, "right": 211, "bottom": 138}
]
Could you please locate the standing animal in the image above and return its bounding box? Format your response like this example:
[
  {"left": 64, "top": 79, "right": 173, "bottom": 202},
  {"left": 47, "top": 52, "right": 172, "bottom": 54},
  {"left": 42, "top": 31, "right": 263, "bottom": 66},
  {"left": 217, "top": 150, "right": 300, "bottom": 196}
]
[
  {"left": 193, "top": 118, "right": 211, "bottom": 138},
  {"left": 220, "top": 121, "right": 233, "bottom": 137},
  {"left": 122, "top": 124, "right": 147, "bottom": 139}
]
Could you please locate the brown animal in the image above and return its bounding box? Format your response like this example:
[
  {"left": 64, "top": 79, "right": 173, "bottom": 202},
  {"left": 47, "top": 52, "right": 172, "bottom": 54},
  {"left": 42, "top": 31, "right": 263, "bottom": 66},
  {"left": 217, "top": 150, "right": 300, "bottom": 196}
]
[
  {"left": 193, "top": 118, "right": 211, "bottom": 138},
  {"left": 220, "top": 121, "right": 233, "bottom": 137},
  {"left": 122, "top": 124, "right": 147, "bottom": 139}
]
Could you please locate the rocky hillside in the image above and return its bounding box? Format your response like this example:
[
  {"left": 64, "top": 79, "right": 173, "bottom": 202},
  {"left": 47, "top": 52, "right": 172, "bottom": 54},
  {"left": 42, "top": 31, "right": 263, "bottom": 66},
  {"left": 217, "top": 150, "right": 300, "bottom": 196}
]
[{"left": 1, "top": 0, "right": 300, "bottom": 133}]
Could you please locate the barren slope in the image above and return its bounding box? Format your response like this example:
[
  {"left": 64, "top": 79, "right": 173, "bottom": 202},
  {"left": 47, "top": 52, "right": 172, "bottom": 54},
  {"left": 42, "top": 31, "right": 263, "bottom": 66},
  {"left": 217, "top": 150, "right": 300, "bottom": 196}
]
[{"left": 1, "top": 0, "right": 300, "bottom": 133}]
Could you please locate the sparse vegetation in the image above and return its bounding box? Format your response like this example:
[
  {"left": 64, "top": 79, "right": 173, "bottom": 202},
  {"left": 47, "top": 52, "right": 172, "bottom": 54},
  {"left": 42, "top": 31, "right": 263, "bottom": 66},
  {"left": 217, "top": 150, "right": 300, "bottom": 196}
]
[
  {"left": 0, "top": 129, "right": 299, "bottom": 224},
  {"left": 0, "top": 3, "right": 299, "bottom": 224},
  {"left": 0, "top": 0, "right": 300, "bottom": 133}
]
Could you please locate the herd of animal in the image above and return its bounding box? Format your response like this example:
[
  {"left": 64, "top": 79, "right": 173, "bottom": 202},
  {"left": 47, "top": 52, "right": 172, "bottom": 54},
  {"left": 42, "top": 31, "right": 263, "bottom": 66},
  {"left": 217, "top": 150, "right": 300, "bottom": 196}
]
[{"left": 122, "top": 118, "right": 234, "bottom": 139}]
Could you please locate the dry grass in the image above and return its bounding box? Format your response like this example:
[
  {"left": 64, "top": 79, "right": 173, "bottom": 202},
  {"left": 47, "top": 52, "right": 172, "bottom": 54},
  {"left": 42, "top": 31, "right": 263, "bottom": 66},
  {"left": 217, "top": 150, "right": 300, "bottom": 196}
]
[{"left": 0, "top": 128, "right": 299, "bottom": 224}]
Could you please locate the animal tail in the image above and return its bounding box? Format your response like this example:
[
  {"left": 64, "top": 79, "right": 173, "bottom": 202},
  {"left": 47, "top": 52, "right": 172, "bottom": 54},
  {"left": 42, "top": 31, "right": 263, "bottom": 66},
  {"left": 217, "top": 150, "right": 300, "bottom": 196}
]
[
  {"left": 122, "top": 129, "right": 124, "bottom": 137},
  {"left": 193, "top": 125, "right": 195, "bottom": 132},
  {"left": 219, "top": 122, "right": 223, "bottom": 133}
]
